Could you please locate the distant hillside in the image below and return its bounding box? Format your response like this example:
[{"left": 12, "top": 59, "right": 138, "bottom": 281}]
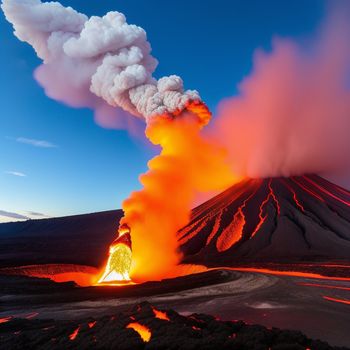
[{"left": 0, "top": 210, "right": 122, "bottom": 267}]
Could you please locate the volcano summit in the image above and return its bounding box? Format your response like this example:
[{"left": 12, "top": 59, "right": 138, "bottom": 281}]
[{"left": 179, "top": 175, "right": 350, "bottom": 265}]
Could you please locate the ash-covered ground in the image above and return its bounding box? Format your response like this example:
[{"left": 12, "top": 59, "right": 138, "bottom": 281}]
[{"left": 0, "top": 301, "right": 348, "bottom": 350}]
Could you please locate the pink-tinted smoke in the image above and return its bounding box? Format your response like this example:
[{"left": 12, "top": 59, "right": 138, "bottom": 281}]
[
  {"left": 34, "top": 61, "right": 143, "bottom": 136},
  {"left": 209, "top": 9, "right": 350, "bottom": 189}
]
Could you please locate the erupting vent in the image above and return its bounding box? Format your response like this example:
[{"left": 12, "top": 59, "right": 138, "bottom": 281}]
[
  {"left": 98, "top": 224, "right": 132, "bottom": 284},
  {"left": 178, "top": 175, "right": 350, "bottom": 264}
]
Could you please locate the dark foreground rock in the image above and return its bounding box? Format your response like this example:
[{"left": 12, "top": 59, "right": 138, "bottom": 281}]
[{"left": 0, "top": 301, "right": 348, "bottom": 350}]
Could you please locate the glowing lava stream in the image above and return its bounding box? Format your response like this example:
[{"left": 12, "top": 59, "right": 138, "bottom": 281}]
[
  {"left": 126, "top": 322, "right": 151, "bottom": 342},
  {"left": 152, "top": 307, "right": 170, "bottom": 321},
  {"left": 226, "top": 267, "right": 350, "bottom": 282},
  {"left": 69, "top": 326, "right": 80, "bottom": 341},
  {"left": 323, "top": 296, "right": 350, "bottom": 306}
]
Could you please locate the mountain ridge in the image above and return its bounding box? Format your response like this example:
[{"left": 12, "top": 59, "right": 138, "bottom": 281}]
[{"left": 0, "top": 175, "right": 349, "bottom": 269}]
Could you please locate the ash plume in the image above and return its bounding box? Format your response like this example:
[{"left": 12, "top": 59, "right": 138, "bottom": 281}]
[{"left": 1, "top": 0, "right": 205, "bottom": 125}]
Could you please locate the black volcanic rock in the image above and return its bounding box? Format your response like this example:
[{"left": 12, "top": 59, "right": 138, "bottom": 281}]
[
  {"left": 179, "top": 175, "right": 350, "bottom": 265},
  {"left": 0, "top": 210, "right": 122, "bottom": 267},
  {"left": 0, "top": 301, "right": 347, "bottom": 350}
]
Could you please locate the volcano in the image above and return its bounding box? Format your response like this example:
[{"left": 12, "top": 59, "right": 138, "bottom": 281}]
[
  {"left": 179, "top": 174, "right": 350, "bottom": 265},
  {"left": 1, "top": 175, "right": 350, "bottom": 272}
]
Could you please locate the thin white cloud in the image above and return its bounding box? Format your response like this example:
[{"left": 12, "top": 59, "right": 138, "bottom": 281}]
[
  {"left": 0, "top": 210, "right": 29, "bottom": 220},
  {"left": 16, "top": 137, "right": 57, "bottom": 148},
  {"left": 5, "top": 171, "right": 27, "bottom": 177},
  {"left": 26, "top": 211, "right": 51, "bottom": 218}
]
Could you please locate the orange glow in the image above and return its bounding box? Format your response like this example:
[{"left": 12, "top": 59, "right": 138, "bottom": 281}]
[
  {"left": 88, "top": 321, "right": 97, "bottom": 329},
  {"left": 217, "top": 182, "right": 260, "bottom": 250},
  {"left": 0, "top": 317, "right": 12, "bottom": 324},
  {"left": 47, "top": 272, "right": 97, "bottom": 286},
  {"left": 152, "top": 307, "right": 170, "bottom": 321},
  {"left": 303, "top": 176, "right": 350, "bottom": 206},
  {"left": 291, "top": 177, "right": 324, "bottom": 202},
  {"left": 281, "top": 179, "right": 305, "bottom": 212},
  {"left": 98, "top": 224, "right": 132, "bottom": 284},
  {"left": 323, "top": 296, "right": 350, "bottom": 305},
  {"left": 251, "top": 179, "right": 281, "bottom": 239},
  {"left": 228, "top": 267, "right": 350, "bottom": 281},
  {"left": 69, "top": 326, "right": 80, "bottom": 341},
  {"left": 25, "top": 312, "right": 38, "bottom": 319},
  {"left": 126, "top": 322, "right": 151, "bottom": 342},
  {"left": 216, "top": 206, "right": 245, "bottom": 252},
  {"left": 120, "top": 110, "right": 238, "bottom": 282},
  {"left": 268, "top": 179, "right": 280, "bottom": 215},
  {"left": 184, "top": 100, "right": 212, "bottom": 127}
]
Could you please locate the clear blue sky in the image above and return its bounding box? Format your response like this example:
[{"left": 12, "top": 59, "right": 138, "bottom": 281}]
[{"left": 0, "top": 0, "right": 325, "bottom": 221}]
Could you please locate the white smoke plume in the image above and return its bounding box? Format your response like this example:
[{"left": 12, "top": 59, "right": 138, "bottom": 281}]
[{"left": 2, "top": 0, "right": 204, "bottom": 125}]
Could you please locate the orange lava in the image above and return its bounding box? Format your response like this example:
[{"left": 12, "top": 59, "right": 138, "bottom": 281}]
[
  {"left": 281, "top": 179, "right": 305, "bottom": 212},
  {"left": 69, "top": 326, "right": 80, "bottom": 341},
  {"left": 251, "top": 180, "right": 280, "bottom": 238},
  {"left": 152, "top": 307, "right": 170, "bottom": 321},
  {"left": 323, "top": 296, "right": 350, "bottom": 305},
  {"left": 88, "top": 321, "right": 97, "bottom": 329},
  {"left": 216, "top": 206, "right": 245, "bottom": 252},
  {"left": 44, "top": 272, "right": 94, "bottom": 286},
  {"left": 98, "top": 224, "right": 132, "bottom": 284},
  {"left": 291, "top": 177, "right": 324, "bottom": 202},
  {"left": 268, "top": 180, "right": 280, "bottom": 215},
  {"left": 228, "top": 267, "right": 350, "bottom": 282},
  {"left": 126, "top": 322, "right": 151, "bottom": 342},
  {"left": 303, "top": 176, "right": 350, "bottom": 206},
  {"left": 217, "top": 183, "right": 259, "bottom": 251},
  {"left": 0, "top": 317, "right": 12, "bottom": 324}
]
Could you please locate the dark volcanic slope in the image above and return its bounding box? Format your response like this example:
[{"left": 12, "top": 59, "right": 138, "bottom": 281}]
[
  {"left": 0, "top": 301, "right": 347, "bottom": 350},
  {"left": 0, "top": 210, "right": 122, "bottom": 267},
  {"left": 1, "top": 175, "right": 350, "bottom": 269},
  {"left": 179, "top": 175, "right": 350, "bottom": 265}
]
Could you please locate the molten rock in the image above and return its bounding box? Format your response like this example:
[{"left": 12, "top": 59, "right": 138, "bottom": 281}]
[{"left": 98, "top": 224, "right": 132, "bottom": 284}]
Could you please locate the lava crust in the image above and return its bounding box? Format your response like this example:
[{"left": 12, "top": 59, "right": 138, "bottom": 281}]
[{"left": 0, "top": 301, "right": 348, "bottom": 350}]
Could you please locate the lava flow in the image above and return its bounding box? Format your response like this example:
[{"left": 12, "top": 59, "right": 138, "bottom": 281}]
[{"left": 126, "top": 322, "right": 151, "bottom": 342}]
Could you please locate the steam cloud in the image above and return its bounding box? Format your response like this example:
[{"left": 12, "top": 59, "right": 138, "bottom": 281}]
[
  {"left": 1, "top": 0, "right": 204, "bottom": 126},
  {"left": 209, "top": 9, "right": 350, "bottom": 189}
]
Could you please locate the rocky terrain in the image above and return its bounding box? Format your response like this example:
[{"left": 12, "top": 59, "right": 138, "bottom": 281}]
[{"left": 1, "top": 301, "right": 348, "bottom": 350}]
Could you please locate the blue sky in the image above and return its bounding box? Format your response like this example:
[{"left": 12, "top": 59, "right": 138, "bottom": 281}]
[{"left": 0, "top": 0, "right": 325, "bottom": 222}]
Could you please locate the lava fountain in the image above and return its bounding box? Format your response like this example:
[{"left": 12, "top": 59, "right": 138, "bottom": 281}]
[
  {"left": 98, "top": 101, "right": 234, "bottom": 284},
  {"left": 98, "top": 224, "right": 132, "bottom": 284}
]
